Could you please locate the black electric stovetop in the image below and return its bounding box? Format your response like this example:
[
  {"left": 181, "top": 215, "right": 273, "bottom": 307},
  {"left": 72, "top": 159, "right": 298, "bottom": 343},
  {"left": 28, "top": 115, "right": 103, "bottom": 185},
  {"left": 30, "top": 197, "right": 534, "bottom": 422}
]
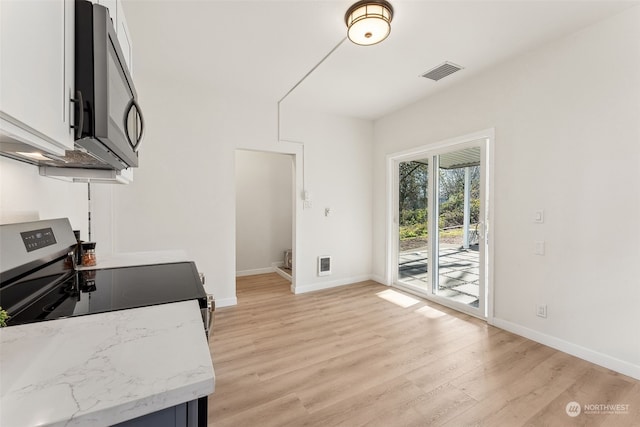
[{"left": 3, "top": 258, "right": 207, "bottom": 326}]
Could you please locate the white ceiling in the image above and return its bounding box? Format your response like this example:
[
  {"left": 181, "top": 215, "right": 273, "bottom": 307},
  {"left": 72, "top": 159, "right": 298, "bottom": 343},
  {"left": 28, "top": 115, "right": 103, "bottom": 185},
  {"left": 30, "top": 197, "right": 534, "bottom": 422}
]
[{"left": 123, "top": 0, "right": 636, "bottom": 120}]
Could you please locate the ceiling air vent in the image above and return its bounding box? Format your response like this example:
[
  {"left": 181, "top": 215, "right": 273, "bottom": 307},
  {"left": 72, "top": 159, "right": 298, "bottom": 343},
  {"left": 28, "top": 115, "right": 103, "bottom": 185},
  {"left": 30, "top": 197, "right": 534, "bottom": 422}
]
[{"left": 421, "top": 61, "right": 463, "bottom": 82}]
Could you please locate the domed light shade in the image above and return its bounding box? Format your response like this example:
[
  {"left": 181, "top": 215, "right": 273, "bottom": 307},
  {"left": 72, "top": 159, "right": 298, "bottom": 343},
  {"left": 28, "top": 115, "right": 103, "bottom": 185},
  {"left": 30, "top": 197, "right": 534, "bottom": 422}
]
[{"left": 345, "top": 0, "right": 394, "bottom": 46}]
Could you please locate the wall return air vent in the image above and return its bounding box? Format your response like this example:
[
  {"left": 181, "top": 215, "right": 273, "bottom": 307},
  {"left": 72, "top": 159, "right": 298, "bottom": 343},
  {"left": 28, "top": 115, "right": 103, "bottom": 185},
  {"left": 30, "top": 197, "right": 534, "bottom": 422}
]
[{"left": 421, "top": 61, "right": 463, "bottom": 81}]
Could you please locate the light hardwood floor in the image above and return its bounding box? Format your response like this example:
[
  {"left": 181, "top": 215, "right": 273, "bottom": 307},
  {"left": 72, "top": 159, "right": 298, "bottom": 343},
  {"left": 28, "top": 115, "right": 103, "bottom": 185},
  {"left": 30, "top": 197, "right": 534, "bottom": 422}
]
[{"left": 208, "top": 274, "right": 639, "bottom": 426}]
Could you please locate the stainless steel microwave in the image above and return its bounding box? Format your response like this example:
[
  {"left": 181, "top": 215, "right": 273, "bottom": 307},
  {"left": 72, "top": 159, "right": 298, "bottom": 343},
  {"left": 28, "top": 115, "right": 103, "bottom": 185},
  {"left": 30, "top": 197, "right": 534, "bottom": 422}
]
[{"left": 73, "top": 0, "right": 144, "bottom": 170}]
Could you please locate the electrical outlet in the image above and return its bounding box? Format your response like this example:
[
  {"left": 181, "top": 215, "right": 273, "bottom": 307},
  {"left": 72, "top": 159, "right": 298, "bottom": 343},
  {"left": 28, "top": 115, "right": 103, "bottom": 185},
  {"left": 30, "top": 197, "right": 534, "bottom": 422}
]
[{"left": 536, "top": 304, "right": 547, "bottom": 318}]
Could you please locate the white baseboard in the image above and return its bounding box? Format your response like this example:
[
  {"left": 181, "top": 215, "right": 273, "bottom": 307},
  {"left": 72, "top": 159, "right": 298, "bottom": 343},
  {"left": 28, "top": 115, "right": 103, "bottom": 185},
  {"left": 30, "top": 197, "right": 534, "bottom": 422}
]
[
  {"left": 236, "top": 261, "right": 287, "bottom": 278},
  {"left": 492, "top": 318, "right": 640, "bottom": 380},
  {"left": 215, "top": 296, "right": 238, "bottom": 308},
  {"left": 235, "top": 267, "right": 274, "bottom": 277},
  {"left": 274, "top": 265, "right": 292, "bottom": 282},
  {"left": 293, "top": 274, "right": 372, "bottom": 294}
]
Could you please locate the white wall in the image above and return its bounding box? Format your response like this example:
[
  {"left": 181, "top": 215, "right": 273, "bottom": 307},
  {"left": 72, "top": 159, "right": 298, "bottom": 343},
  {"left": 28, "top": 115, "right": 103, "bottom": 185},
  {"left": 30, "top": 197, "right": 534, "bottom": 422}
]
[
  {"left": 109, "top": 53, "right": 374, "bottom": 305},
  {"left": 235, "top": 150, "right": 292, "bottom": 275},
  {"left": 0, "top": 156, "right": 87, "bottom": 230},
  {"left": 373, "top": 7, "right": 640, "bottom": 378},
  {"left": 0, "top": 155, "right": 120, "bottom": 256},
  {"left": 282, "top": 106, "right": 374, "bottom": 292}
]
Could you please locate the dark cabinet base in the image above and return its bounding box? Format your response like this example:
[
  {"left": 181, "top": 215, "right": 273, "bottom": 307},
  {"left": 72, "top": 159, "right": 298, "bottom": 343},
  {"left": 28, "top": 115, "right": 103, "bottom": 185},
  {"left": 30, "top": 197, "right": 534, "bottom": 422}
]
[{"left": 114, "top": 396, "right": 207, "bottom": 427}]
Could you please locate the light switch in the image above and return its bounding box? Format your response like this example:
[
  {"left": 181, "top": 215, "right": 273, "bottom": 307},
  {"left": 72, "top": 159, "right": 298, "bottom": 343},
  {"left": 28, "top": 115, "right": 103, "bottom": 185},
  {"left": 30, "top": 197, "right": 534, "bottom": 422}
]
[
  {"left": 534, "top": 210, "right": 544, "bottom": 223},
  {"left": 303, "top": 190, "right": 312, "bottom": 209},
  {"left": 534, "top": 241, "right": 545, "bottom": 255}
]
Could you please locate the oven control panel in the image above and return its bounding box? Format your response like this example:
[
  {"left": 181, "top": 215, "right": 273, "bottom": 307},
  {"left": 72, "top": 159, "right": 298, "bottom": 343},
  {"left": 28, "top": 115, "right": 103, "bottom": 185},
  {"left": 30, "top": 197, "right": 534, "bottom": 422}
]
[{"left": 20, "top": 228, "right": 57, "bottom": 252}]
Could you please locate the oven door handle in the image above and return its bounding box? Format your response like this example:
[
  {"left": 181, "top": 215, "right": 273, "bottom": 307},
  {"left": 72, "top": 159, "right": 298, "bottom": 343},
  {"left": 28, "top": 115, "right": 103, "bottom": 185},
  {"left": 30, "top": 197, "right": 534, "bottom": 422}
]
[{"left": 206, "top": 294, "right": 214, "bottom": 340}]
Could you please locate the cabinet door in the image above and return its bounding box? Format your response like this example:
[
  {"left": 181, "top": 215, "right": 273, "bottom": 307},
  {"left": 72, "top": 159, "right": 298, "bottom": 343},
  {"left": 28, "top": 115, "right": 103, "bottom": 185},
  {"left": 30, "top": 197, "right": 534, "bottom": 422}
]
[
  {"left": 116, "top": 0, "right": 133, "bottom": 72},
  {"left": 95, "top": 0, "right": 132, "bottom": 72},
  {"left": 0, "top": 0, "right": 74, "bottom": 153},
  {"left": 113, "top": 403, "right": 188, "bottom": 427},
  {"left": 95, "top": 0, "right": 117, "bottom": 27}
]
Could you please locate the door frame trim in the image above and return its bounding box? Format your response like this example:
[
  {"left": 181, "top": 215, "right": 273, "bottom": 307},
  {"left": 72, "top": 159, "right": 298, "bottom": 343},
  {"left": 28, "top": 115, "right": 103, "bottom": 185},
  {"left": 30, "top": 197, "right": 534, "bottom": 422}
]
[
  {"left": 235, "top": 148, "right": 298, "bottom": 294},
  {"left": 385, "top": 128, "right": 495, "bottom": 323}
]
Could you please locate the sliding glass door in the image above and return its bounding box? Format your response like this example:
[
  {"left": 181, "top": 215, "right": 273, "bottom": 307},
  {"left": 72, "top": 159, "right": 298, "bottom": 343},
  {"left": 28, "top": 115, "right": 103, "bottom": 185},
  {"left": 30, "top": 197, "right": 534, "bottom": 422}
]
[
  {"left": 396, "top": 140, "right": 488, "bottom": 318},
  {"left": 397, "top": 159, "right": 429, "bottom": 290},
  {"left": 433, "top": 147, "right": 483, "bottom": 309}
]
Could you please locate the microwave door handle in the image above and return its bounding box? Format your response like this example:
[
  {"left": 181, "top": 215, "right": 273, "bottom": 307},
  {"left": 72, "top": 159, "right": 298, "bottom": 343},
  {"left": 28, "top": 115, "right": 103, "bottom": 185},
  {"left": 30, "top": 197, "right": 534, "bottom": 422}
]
[
  {"left": 132, "top": 99, "right": 145, "bottom": 149},
  {"left": 124, "top": 98, "right": 135, "bottom": 149},
  {"left": 124, "top": 98, "right": 145, "bottom": 151},
  {"left": 70, "top": 90, "right": 84, "bottom": 139}
]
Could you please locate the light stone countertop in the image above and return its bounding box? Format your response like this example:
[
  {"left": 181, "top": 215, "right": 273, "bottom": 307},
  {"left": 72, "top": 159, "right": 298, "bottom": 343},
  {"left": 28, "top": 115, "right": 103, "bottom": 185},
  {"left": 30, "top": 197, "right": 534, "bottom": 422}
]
[{"left": 0, "top": 300, "right": 215, "bottom": 427}]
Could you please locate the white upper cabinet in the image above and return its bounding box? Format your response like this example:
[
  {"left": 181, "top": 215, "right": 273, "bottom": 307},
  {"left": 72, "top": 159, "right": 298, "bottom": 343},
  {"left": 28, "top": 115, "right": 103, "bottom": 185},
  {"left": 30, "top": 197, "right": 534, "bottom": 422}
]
[
  {"left": 117, "top": 1, "right": 133, "bottom": 73},
  {"left": 0, "top": 0, "right": 75, "bottom": 155},
  {"left": 96, "top": 0, "right": 117, "bottom": 25}
]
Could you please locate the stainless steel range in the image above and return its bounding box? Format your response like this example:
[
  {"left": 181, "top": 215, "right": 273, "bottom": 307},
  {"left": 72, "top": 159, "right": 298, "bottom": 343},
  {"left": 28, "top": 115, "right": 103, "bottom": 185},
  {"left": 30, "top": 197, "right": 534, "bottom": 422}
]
[
  {"left": 0, "top": 218, "right": 212, "bottom": 336},
  {"left": 1, "top": 218, "right": 214, "bottom": 426}
]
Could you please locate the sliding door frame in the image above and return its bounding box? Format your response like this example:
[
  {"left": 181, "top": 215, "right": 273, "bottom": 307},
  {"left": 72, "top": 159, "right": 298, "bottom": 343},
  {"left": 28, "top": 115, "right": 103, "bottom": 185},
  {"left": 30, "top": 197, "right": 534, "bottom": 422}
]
[{"left": 385, "top": 129, "right": 495, "bottom": 322}]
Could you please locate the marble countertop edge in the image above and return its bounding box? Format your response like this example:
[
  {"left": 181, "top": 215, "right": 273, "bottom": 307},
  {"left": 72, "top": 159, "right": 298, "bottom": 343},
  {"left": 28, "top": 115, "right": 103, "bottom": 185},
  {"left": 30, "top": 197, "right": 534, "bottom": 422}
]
[
  {"left": 0, "top": 300, "right": 215, "bottom": 427},
  {"left": 68, "top": 376, "right": 214, "bottom": 427}
]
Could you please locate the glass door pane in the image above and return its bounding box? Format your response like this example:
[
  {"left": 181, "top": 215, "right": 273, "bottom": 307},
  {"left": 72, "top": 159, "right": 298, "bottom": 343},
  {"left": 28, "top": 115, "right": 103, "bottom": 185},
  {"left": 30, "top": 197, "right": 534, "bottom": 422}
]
[
  {"left": 397, "top": 159, "right": 429, "bottom": 289},
  {"left": 434, "top": 147, "right": 482, "bottom": 309}
]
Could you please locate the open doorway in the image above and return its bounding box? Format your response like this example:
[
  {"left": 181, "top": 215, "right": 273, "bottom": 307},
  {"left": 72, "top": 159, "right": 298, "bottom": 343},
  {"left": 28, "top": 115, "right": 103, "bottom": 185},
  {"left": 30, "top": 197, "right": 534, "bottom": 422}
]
[{"left": 235, "top": 150, "right": 294, "bottom": 284}]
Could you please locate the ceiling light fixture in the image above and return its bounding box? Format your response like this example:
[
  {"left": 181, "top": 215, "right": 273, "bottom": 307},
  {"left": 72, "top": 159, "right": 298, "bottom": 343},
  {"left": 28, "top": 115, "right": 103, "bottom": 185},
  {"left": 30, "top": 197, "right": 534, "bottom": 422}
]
[
  {"left": 278, "top": 1, "right": 395, "bottom": 198},
  {"left": 345, "top": 0, "right": 394, "bottom": 46}
]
